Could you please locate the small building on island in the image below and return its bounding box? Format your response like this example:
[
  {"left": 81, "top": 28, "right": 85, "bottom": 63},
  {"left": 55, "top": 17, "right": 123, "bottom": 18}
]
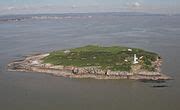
[{"left": 133, "top": 54, "right": 139, "bottom": 64}]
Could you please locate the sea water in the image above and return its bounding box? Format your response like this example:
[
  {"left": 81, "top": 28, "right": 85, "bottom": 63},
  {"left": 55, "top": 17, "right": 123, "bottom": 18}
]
[{"left": 0, "top": 13, "right": 180, "bottom": 110}]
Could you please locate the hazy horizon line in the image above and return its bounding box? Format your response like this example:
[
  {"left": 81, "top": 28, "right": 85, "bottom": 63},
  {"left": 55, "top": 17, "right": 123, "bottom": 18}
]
[{"left": 1, "top": 11, "right": 179, "bottom": 17}]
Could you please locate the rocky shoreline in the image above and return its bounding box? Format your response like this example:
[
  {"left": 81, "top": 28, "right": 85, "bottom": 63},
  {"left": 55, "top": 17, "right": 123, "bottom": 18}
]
[{"left": 7, "top": 53, "right": 171, "bottom": 80}]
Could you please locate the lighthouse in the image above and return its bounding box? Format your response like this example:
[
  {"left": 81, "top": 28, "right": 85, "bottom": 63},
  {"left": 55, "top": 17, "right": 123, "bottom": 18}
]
[{"left": 133, "top": 54, "right": 139, "bottom": 64}]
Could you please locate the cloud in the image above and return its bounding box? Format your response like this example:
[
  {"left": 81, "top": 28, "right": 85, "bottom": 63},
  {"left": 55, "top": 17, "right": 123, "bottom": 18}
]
[
  {"left": 6, "top": 6, "right": 15, "bottom": 10},
  {"left": 71, "top": 5, "right": 78, "bottom": 8},
  {"left": 133, "top": 2, "right": 141, "bottom": 7},
  {"left": 126, "top": 2, "right": 142, "bottom": 8}
]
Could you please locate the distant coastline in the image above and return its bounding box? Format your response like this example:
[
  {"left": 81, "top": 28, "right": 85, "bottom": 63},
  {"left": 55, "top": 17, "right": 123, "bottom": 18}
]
[{"left": 0, "top": 12, "right": 173, "bottom": 23}]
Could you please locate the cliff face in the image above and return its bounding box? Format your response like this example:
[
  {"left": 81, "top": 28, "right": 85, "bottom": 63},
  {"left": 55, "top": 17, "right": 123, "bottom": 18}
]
[{"left": 7, "top": 53, "right": 171, "bottom": 80}]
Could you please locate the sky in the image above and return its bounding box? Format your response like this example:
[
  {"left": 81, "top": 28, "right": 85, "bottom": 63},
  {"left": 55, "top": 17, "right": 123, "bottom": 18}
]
[{"left": 0, "top": 0, "right": 180, "bottom": 15}]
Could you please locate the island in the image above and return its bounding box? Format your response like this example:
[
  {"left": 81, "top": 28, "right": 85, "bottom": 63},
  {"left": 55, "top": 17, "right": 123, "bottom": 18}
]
[{"left": 8, "top": 45, "right": 171, "bottom": 80}]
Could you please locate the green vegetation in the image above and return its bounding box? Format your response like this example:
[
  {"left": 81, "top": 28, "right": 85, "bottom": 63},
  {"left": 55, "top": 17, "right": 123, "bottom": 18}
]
[{"left": 43, "top": 45, "right": 159, "bottom": 72}]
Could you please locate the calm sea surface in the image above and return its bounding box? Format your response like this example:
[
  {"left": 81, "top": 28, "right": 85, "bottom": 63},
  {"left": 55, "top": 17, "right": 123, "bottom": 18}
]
[{"left": 0, "top": 13, "right": 180, "bottom": 110}]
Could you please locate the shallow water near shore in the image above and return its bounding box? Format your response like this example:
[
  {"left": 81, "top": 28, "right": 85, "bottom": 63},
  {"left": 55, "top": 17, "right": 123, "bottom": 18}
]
[{"left": 0, "top": 13, "right": 180, "bottom": 110}]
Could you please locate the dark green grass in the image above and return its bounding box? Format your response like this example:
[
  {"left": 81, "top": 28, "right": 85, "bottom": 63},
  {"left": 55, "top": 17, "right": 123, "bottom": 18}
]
[{"left": 43, "top": 45, "right": 159, "bottom": 71}]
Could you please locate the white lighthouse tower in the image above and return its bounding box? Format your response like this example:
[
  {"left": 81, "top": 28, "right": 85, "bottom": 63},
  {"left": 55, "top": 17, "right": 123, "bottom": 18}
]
[{"left": 133, "top": 54, "right": 139, "bottom": 64}]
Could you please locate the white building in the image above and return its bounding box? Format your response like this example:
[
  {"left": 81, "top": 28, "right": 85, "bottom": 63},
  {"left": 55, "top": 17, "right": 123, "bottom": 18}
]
[
  {"left": 64, "top": 50, "right": 71, "bottom": 54},
  {"left": 133, "top": 54, "right": 139, "bottom": 64},
  {"left": 128, "top": 49, "right": 132, "bottom": 52}
]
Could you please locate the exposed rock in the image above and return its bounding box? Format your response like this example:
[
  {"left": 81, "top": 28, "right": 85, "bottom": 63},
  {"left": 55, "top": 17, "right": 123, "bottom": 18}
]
[{"left": 7, "top": 53, "right": 172, "bottom": 80}]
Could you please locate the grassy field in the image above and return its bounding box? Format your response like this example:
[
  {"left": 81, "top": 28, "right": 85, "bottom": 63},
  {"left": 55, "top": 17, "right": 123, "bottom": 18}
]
[{"left": 43, "top": 45, "right": 159, "bottom": 72}]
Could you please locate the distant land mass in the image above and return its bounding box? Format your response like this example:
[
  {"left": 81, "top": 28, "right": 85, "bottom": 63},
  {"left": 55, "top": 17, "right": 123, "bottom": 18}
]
[{"left": 0, "top": 12, "right": 174, "bottom": 22}]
